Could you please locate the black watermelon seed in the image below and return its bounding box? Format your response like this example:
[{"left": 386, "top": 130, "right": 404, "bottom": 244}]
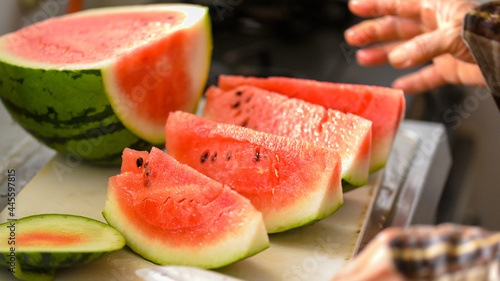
[
  {"left": 242, "top": 122, "right": 248, "bottom": 127},
  {"left": 254, "top": 152, "right": 260, "bottom": 162},
  {"left": 201, "top": 151, "right": 209, "bottom": 163},
  {"left": 136, "top": 157, "right": 143, "bottom": 168},
  {"left": 227, "top": 153, "right": 231, "bottom": 160},
  {"left": 246, "top": 97, "right": 252, "bottom": 102},
  {"left": 146, "top": 169, "right": 151, "bottom": 176},
  {"left": 144, "top": 161, "right": 149, "bottom": 168},
  {"left": 232, "top": 102, "right": 240, "bottom": 108},
  {"left": 236, "top": 91, "right": 242, "bottom": 96},
  {"left": 211, "top": 153, "right": 217, "bottom": 162}
]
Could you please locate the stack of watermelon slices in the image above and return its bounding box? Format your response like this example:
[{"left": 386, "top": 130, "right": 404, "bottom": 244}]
[{"left": 104, "top": 75, "right": 405, "bottom": 270}]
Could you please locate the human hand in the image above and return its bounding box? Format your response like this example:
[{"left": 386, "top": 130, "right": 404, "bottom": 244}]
[{"left": 344, "top": 0, "right": 487, "bottom": 94}]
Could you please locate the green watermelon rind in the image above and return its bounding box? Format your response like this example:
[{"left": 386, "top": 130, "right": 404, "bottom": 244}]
[
  {"left": 102, "top": 173, "right": 270, "bottom": 269},
  {"left": 270, "top": 200, "right": 344, "bottom": 234},
  {"left": 0, "top": 214, "right": 126, "bottom": 280},
  {"left": 0, "top": 4, "right": 212, "bottom": 165},
  {"left": 0, "top": 61, "right": 153, "bottom": 165}
]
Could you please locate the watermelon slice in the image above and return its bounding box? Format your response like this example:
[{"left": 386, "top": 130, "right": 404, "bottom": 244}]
[
  {"left": 202, "top": 85, "right": 372, "bottom": 188},
  {"left": 0, "top": 4, "right": 212, "bottom": 165},
  {"left": 103, "top": 147, "right": 269, "bottom": 269},
  {"left": 218, "top": 75, "right": 405, "bottom": 172},
  {"left": 165, "top": 111, "right": 343, "bottom": 233},
  {"left": 0, "top": 214, "right": 125, "bottom": 281}
]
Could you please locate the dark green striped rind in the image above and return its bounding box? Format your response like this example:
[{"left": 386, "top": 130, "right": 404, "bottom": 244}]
[
  {"left": 0, "top": 251, "right": 107, "bottom": 270},
  {"left": 0, "top": 251, "right": 107, "bottom": 268},
  {"left": 0, "top": 60, "right": 153, "bottom": 165}
]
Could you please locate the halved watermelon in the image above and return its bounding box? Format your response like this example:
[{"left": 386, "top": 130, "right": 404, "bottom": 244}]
[
  {"left": 0, "top": 214, "right": 125, "bottom": 281},
  {"left": 165, "top": 111, "right": 343, "bottom": 233},
  {"left": 0, "top": 4, "right": 212, "bottom": 165},
  {"left": 203, "top": 85, "right": 372, "bottom": 188},
  {"left": 103, "top": 147, "right": 269, "bottom": 269},
  {"left": 218, "top": 75, "right": 405, "bottom": 172}
]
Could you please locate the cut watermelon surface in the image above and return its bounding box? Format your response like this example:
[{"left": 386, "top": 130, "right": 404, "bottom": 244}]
[
  {"left": 203, "top": 85, "right": 372, "bottom": 188},
  {"left": 103, "top": 147, "right": 269, "bottom": 269},
  {"left": 165, "top": 111, "right": 343, "bottom": 233},
  {"left": 218, "top": 75, "right": 405, "bottom": 172},
  {"left": 0, "top": 4, "right": 212, "bottom": 164}
]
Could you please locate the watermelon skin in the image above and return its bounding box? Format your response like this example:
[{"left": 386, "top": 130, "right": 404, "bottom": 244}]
[
  {"left": 165, "top": 111, "right": 343, "bottom": 233},
  {"left": 103, "top": 147, "right": 269, "bottom": 269},
  {"left": 0, "top": 4, "right": 212, "bottom": 165},
  {"left": 0, "top": 64, "right": 153, "bottom": 165},
  {"left": 203, "top": 85, "right": 372, "bottom": 188},
  {"left": 0, "top": 214, "right": 126, "bottom": 281},
  {"left": 218, "top": 75, "right": 405, "bottom": 173}
]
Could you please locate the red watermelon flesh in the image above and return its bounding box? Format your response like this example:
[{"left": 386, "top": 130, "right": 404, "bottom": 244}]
[
  {"left": 121, "top": 148, "right": 150, "bottom": 174},
  {"left": 218, "top": 75, "right": 405, "bottom": 172},
  {"left": 165, "top": 111, "right": 343, "bottom": 233},
  {"left": 103, "top": 147, "right": 269, "bottom": 268},
  {"left": 3, "top": 11, "right": 186, "bottom": 65},
  {"left": 202, "top": 85, "right": 372, "bottom": 188}
]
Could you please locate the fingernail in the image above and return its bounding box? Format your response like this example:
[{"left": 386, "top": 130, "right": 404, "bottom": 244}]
[
  {"left": 344, "top": 28, "right": 355, "bottom": 38},
  {"left": 349, "top": 0, "right": 360, "bottom": 6},
  {"left": 389, "top": 48, "right": 410, "bottom": 67},
  {"left": 344, "top": 28, "right": 356, "bottom": 43}
]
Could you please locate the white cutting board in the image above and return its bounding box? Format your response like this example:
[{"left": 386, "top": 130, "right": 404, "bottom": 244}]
[{"left": 0, "top": 153, "right": 382, "bottom": 281}]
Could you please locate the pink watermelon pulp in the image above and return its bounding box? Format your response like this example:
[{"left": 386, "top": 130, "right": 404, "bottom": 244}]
[
  {"left": 103, "top": 147, "right": 269, "bottom": 268},
  {"left": 218, "top": 75, "right": 405, "bottom": 172},
  {"left": 203, "top": 85, "right": 372, "bottom": 188},
  {"left": 165, "top": 111, "right": 343, "bottom": 233}
]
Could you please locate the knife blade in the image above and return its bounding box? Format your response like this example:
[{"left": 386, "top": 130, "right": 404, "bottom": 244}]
[{"left": 136, "top": 266, "right": 245, "bottom": 281}]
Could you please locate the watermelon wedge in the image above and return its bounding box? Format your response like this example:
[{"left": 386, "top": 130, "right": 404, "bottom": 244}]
[
  {"left": 218, "top": 75, "right": 405, "bottom": 172},
  {"left": 202, "top": 85, "right": 372, "bottom": 188},
  {"left": 165, "top": 111, "right": 343, "bottom": 233},
  {"left": 0, "top": 4, "right": 212, "bottom": 165},
  {"left": 103, "top": 147, "right": 269, "bottom": 269}
]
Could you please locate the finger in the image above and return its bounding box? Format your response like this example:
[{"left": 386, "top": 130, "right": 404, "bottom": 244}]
[
  {"left": 345, "top": 16, "right": 424, "bottom": 47},
  {"left": 356, "top": 41, "right": 402, "bottom": 66},
  {"left": 388, "top": 26, "right": 468, "bottom": 68},
  {"left": 436, "top": 55, "right": 487, "bottom": 87},
  {"left": 392, "top": 65, "right": 447, "bottom": 94},
  {"left": 348, "top": 0, "right": 422, "bottom": 18},
  {"left": 393, "top": 58, "right": 487, "bottom": 94}
]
